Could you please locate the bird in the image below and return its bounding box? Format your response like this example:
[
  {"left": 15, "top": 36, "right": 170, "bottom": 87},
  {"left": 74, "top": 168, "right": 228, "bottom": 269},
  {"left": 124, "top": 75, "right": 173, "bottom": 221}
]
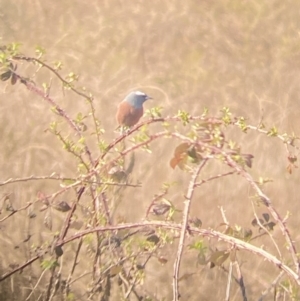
[{"left": 116, "top": 91, "right": 152, "bottom": 128}]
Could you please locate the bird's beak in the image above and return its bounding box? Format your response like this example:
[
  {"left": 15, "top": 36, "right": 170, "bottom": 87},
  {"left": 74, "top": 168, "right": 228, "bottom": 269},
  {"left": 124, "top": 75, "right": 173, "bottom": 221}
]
[{"left": 146, "top": 95, "right": 152, "bottom": 100}]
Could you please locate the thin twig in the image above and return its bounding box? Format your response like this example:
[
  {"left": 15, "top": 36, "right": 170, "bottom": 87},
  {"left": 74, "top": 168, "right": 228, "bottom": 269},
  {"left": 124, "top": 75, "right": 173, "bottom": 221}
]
[
  {"left": 225, "top": 262, "right": 233, "bottom": 301},
  {"left": 195, "top": 170, "right": 236, "bottom": 187},
  {"left": 17, "top": 74, "right": 94, "bottom": 166},
  {"left": 257, "top": 271, "right": 285, "bottom": 301},
  {"left": 0, "top": 201, "right": 35, "bottom": 222},
  {"left": 65, "top": 238, "right": 83, "bottom": 298},
  {"left": 234, "top": 260, "right": 247, "bottom": 301},
  {"left": 0, "top": 174, "right": 140, "bottom": 187},
  {"left": 14, "top": 55, "right": 93, "bottom": 100},
  {"left": 0, "top": 255, "right": 41, "bottom": 281},
  {"left": 172, "top": 159, "right": 207, "bottom": 301}
]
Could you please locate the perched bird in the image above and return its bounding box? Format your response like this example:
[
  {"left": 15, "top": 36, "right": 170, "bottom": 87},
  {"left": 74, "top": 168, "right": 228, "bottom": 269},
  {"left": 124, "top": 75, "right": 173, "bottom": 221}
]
[{"left": 116, "top": 91, "right": 151, "bottom": 127}]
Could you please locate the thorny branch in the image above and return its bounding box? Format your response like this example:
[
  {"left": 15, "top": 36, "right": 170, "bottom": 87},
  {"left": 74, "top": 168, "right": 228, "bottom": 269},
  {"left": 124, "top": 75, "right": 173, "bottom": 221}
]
[
  {"left": 172, "top": 160, "right": 207, "bottom": 301},
  {"left": 2, "top": 221, "right": 299, "bottom": 285},
  {"left": 53, "top": 222, "right": 300, "bottom": 285},
  {"left": 1, "top": 50, "right": 300, "bottom": 299}
]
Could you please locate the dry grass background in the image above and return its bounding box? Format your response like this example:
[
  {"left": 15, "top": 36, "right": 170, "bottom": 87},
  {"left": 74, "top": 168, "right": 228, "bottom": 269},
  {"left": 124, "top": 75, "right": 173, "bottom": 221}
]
[{"left": 0, "top": 0, "right": 300, "bottom": 300}]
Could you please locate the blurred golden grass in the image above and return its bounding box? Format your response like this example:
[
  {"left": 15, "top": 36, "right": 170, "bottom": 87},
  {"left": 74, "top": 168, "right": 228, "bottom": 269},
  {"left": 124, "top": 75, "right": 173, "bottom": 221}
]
[{"left": 0, "top": 0, "right": 300, "bottom": 299}]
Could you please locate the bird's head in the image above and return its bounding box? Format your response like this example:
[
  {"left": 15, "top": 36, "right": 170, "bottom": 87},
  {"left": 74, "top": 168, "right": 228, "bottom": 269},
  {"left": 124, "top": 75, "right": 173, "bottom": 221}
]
[{"left": 125, "top": 91, "right": 152, "bottom": 108}]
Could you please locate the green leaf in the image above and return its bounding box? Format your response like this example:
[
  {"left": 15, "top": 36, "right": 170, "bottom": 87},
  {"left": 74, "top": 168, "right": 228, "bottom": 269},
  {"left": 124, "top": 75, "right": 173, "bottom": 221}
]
[
  {"left": 265, "top": 221, "right": 276, "bottom": 231},
  {"left": 35, "top": 45, "right": 46, "bottom": 57},
  {"left": 267, "top": 126, "right": 278, "bottom": 137},
  {"left": 177, "top": 110, "right": 190, "bottom": 125},
  {"left": 262, "top": 213, "right": 270, "bottom": 222},
  {"left": 188, "top": 240, "right": 206, "bottom": 251},
  {"left": 209, "top": 250, "right": 229, "bottom": 268},
  {"left": 0, "top": 70, "right": 11, "bottom": 81},
  {"left": 41, "top": 259, "right": 59, "bottom": 270}
]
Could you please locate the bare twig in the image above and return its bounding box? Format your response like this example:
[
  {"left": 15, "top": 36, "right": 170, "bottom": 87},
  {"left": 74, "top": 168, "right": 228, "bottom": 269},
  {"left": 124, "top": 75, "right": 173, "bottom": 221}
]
[
  {"left": 57, "top": 186, "right": 85, "bottom": 243},
  {"left": 0, "top": 201, "right": 34, "bottom": 222},
  {"left": 25, "top": 268, "right": 48, "bottom": 301},
  {"left": 54, "top": 221, "right": 300, "bottom": 285},
  {"left": 0, "top": 255, "right": 41, "bottom": 281},
  {"left": 65, "top": 238, "right": 83, "bottom": 298},
  {"left": 195, "top": 170, "right": 236, "bottom": 187},
  {"left": 0, "top": 174, "right": 140, "bottom": 187},
  {"left": 225, "top": 262, "right": 233, "bottom": 301},
  {"left": 234, "top": 260, "right": 247, "bottom": 301},
  {"left": 172, "top": 159, "right": 207, "bottom": 301},
  {"left": 257, "top": 271, "right": 285, "bottom": 301}
]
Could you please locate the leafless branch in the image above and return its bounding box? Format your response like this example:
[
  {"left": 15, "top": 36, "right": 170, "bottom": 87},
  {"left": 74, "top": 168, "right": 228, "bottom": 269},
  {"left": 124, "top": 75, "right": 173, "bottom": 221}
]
[{"left": 172, "top": 159, "right": 207, "bottom": 301}]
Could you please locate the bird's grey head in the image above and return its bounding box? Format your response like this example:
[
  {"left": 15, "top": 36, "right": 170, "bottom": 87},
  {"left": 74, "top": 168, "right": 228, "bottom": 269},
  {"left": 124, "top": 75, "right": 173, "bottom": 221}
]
[{"left": 125, "top": 91, "right": 151, "bottom": 109}]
